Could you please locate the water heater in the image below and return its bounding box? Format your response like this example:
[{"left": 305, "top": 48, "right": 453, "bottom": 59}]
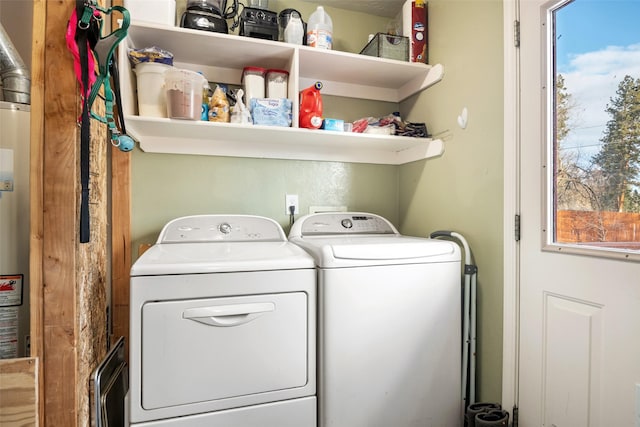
[{"left": 0, "top": 101, "right": 30, "bottom": 358}]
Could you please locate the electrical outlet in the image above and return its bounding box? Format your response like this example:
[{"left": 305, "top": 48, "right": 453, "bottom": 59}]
[{"left": 285, "top": 194, "right": 299, "bottom": 215}]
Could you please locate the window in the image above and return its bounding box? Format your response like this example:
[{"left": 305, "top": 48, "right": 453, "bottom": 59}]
[{"left": 550, "top": 0, "right": 640, "bottom": 255}]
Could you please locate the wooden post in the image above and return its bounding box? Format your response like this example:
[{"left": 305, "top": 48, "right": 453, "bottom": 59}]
[
  {"left": 110, "top": 0, "right": 132, "bottom": 361},
  {"left": 31, "top": 0, "right": 109, "bottom": 425}
]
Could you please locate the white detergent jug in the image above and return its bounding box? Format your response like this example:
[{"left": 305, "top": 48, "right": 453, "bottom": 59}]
[{"left": 307, "top": 6, "right": 332, "bottom": 49}]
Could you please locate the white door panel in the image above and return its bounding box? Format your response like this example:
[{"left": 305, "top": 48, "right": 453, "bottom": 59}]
[{"left": 517, "top": 1, "right": 640, "bottom": 426}]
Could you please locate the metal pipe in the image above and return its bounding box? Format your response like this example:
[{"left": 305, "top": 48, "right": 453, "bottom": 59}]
[{"left": 0, "top": 23, "right": 30, "bottom": 104}]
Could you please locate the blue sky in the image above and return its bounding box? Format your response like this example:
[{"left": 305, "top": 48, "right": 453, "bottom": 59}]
[
  {"left": 554, "top": 0, "right": 640, "bottom": 161},
  {"left": 556, "top": 1, "right": 640, "bottom": 69}
]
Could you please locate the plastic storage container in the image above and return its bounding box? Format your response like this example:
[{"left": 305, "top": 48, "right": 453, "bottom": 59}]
[
  {"left": 307, "top": 6, "right": 332, "bottom": 50},
  {"left": 265, "top": 69, "right": 289, "bottom": 99},
  {"left": 134, "top": 62, "right": 173, "bottom": 117},
  {"left": 164, "top": 68, "right": 206, "bottom": 120},
  {"left": 241, "top": 66, "right": 266, "bottom": 108}
]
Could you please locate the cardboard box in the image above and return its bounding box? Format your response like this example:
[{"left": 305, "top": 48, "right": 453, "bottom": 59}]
[
  {"left": 322, "top": 118, "right": 344, "bottom": 132},
  {"left": 402, "top": 0, "right": 428, "bottom": 63}
]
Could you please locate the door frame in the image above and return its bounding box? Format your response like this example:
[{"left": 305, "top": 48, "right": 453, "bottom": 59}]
[{"left": 501, "top": 0, "right": 520, "bottom": 415}]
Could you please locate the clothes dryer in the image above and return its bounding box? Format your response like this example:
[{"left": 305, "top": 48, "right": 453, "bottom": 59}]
[
  {"left": 289, "top": 212, "right": 461, "bottom": 427},
  {"left": 128, "top": 215, "right": 316, "bottom": 427}
]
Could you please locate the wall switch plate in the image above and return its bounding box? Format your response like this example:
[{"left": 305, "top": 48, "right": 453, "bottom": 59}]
[{"left": 285, "top": 194, "right": 299, "bottom": 215}]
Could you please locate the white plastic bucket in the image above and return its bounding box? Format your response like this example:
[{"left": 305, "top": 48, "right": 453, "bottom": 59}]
[
  {"left": 124, "top": 0, "right": 176, "bottom": 26},
  {"left": 164, "top": 68, "right": 206, "bottom": 120},
  {"left": 134, "top": 62, "right": 173, "bottom": 117}
]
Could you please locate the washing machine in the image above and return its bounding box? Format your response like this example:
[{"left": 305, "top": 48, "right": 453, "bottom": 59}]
[
  {"left": 289, "top": 212, "right": 462, "bottom": 427},
  {"left": 128, "top": 215, "right": 316, "bottom": 427}
]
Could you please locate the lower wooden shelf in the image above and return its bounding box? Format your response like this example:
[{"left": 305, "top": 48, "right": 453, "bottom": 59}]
[{"left": 125, "top": 116, "right": 444, "bottom": 165}]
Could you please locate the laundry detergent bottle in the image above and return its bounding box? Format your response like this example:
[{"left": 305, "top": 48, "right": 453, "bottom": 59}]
[
  {"left": 307, "top": 6, "right": 332, "bottom": 49},
  {"left": 299, "top": 81, "right": 323, "bottom": 129}
]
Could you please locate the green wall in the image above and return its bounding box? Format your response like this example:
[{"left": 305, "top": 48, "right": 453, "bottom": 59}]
[
  {"left": 132, "top": 154, "right": 399, "bottom": 247},
  {"left": 133, "top": 0, "right": 504, "bottom": 404},
  {"left": 398, "top": 1, "right": 505, "bottom": 402}
]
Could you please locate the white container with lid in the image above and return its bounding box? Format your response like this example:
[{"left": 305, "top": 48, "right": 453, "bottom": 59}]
[
  {"left": 134, "top": 62, "right": 173, "bottom": 117},
  {"left": 307, "top": 6, "right": 333, "bottom": 50},
  {"left": 124, "top": 0, "right": 176, "bottom": 26},
  {"left": 265, "top": 69, "right": 289, "bottom": 99},
  {"left": 241, "top": 66, "right": 266, "bottom": 108}
]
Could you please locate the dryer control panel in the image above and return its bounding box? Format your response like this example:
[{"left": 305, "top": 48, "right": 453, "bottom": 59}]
[
  {"left": 291, "top": 212, "right": 399, "bottom": 236},
  {"left": 157, "top": 215, "right": 287, "bottom": 243}
]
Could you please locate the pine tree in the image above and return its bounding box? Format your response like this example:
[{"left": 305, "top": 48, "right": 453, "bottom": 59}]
[{"left": 591, "top": 75, "right": 640, "bottom": 213}]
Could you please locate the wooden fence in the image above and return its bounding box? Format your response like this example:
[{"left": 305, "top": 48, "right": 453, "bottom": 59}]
[{"left": 557, "top": 210, "right": 640, "bottom": 247}]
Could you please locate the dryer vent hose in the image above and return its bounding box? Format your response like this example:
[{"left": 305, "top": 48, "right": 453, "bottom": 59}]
[{"left": 0, "top": 23, "right": 30, "bottom": 104}]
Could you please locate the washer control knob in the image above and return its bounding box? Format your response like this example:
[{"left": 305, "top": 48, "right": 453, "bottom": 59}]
[
  {"left": 341, "top": 219, "right": 353, "bottom": 229},
  {"left": 219, "top": 223, "right": 232, "bottom": 234}
]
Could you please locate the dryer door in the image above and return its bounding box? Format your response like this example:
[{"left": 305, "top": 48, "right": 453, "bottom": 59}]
[{"left": 141, "top": 292, "right": 308, "bottom": 409}]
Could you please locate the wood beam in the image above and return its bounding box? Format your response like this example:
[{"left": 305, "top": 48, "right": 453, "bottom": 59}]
[
  {"left": 110, "top": 0, "right": 132, "bottom": 361},
  {"left": 30, "top": 0, "right": 46, "bottom": 423},
  {"left": 31, "top": 0, "right": 109, "bottom": 425}
]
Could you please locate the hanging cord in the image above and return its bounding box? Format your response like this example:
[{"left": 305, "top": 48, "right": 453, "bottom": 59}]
[
  {"left": 228, "top": 1, "right": 243, "bottom": 32},
  {"left": 288, "top": 205, "right": 295, "bottom": 227}
]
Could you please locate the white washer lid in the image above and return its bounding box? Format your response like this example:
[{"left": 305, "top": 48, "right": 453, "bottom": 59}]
[
  {"left": 289, "top": 235, "right": 460, "bottom": 268},
  {"left": 288, "top": 212, "right": 460, "bottom": 268}
]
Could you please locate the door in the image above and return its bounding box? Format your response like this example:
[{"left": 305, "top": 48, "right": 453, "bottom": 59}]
[
  {"left": 517, "top": 0, "right": 640, "bottom": 425},
  {"left": 141, "top": 292, "right": 308, "bottom": 410}
]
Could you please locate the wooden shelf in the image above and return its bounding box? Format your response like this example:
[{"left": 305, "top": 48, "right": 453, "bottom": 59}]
[{"left": 119, "top": 22, "right": 445, "bottom": 165}]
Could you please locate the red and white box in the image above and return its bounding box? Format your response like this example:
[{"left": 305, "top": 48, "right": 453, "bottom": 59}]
[{"left": 402, "top": 0, "right": 428, "bottom": 63}]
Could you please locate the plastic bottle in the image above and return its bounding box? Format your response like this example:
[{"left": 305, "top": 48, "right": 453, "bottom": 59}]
[
  {"left": 199, "top": 73, "right": 210, "bottom": 121},
  {"left": 284, "top": 14, "right": 304, "bottom": 45},
  {"left": 299, "top": 81, "right": 323, "bottom": 129},
  {"left": 307, "top": 6, "right": 332, "bottom": 50}
]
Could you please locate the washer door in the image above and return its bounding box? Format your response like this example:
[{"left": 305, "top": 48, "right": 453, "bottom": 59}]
[{"left": 141, "top": 292, "right": 308, "bottom": 409}]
